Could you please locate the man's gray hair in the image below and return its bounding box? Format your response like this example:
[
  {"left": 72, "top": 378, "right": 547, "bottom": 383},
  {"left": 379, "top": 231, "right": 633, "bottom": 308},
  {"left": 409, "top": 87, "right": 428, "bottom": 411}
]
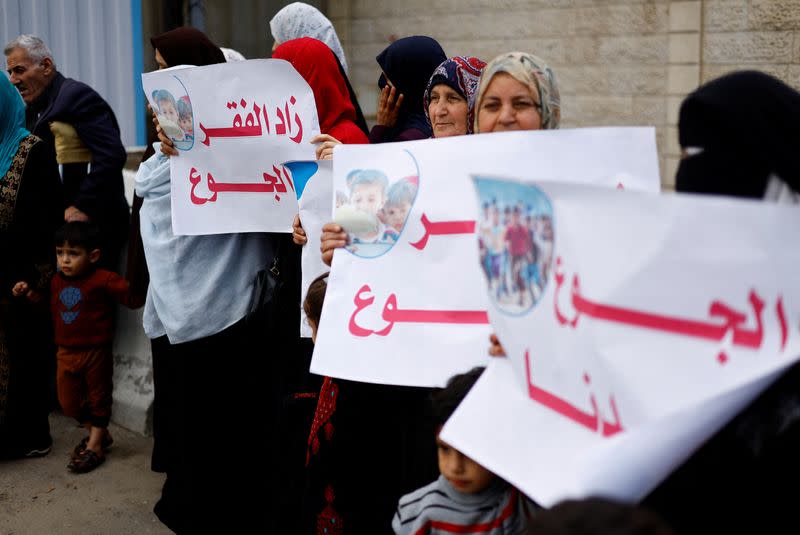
[{"left": 3, "top": 34, "right": 55, "bottom": 65}]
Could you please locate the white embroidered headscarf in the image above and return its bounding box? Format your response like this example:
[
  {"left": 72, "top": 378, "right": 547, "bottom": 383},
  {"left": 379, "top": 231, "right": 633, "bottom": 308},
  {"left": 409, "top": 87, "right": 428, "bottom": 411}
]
[
  {"left": 269, "top": 2, "right": 348, "bottom": 73},
  {"left": 221, "top": 47, "right": 245, "bottom": 62}
]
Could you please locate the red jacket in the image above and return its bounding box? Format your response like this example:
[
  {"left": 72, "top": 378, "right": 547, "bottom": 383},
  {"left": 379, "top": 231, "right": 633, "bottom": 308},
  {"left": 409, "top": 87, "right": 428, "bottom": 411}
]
[{"left": 51, "top": 269, "right": 143, "bottom": 347}]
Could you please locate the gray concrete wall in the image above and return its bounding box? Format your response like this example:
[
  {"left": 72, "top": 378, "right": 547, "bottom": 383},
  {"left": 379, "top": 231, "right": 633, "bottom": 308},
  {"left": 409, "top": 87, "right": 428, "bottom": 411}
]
[
  {"left": 112, "top": 168, "right": 153, "bottom": 436},
  {"left": 326, "top": 0, "right": 800, "bottom": 189}
]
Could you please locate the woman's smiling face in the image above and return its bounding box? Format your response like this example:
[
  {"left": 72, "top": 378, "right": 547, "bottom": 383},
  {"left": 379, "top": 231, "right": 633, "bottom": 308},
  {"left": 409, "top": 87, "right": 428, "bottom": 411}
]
[
  {"left": 477, "top": 73, "right": 542, "bottom": 133},
  {"left": 428, "top": 83, "right": 469, "bottom": 138}
]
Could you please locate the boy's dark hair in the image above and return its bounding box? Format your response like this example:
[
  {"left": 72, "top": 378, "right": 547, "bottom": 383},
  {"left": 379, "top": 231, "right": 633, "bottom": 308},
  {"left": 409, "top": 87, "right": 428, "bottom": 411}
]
[
  {"left": 54, "top": 221, "right": 101, "bottom": 251},
  {"left": 431, "top": 366, "right": 485, "bottom": 428},
  {"left": 176, "top": 97, "right": 192, "bottom": 120},
  {"left": 303, "top": 272, "right": 329, "bottom": 327},
  {"left": 152, "top": 88, "right": 176, "bottom": 107},
  {"left": 526, "top": 497, "right": 676, "bottom": 535}
]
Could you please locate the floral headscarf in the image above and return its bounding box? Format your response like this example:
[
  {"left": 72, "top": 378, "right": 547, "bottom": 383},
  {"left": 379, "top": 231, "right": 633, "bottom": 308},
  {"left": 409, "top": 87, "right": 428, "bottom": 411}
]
[
  {"left": 423, "top": 56, "right": 487, "bottom": 134},
  {"left": 474, "top": 52, "right": 561, "bottom": 132}
]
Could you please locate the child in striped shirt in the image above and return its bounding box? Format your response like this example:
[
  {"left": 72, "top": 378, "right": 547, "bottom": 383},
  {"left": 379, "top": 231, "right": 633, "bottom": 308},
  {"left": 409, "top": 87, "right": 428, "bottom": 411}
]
[{"left": 392, "top": 367, "right": 538, "bottom": 534}]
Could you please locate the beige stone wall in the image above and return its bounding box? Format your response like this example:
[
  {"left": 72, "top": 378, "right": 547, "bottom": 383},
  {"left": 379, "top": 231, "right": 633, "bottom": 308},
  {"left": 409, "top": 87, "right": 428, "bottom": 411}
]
[{"left": 325, "top": 0, "right": 800, "bottom": 188}]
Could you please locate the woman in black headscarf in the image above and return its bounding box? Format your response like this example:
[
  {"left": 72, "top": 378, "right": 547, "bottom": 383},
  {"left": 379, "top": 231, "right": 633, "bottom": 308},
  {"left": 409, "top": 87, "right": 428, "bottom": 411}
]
[
  {"left": 644, "top": 71, "right": 800, "bottom": 535},
  {"left": 368, "top": 35, "right": 446, "bottom": 143},
  {"left": 125, "top": 28, "right": 229, "bottom": 299},
  {"left": 675, "top": 70, "right": 800, "bottom": 198},
  {"left": 306, "top": 36, "right": 446, "bottom": 158},
  {"left": 138, "top": 28, "right": 282, "bottom": 535}
]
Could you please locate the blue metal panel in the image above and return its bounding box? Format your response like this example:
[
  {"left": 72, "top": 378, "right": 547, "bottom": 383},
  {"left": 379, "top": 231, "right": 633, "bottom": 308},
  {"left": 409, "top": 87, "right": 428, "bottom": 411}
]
[
  {"left": 130, "top": 0, "right": 145, "bottom": 145},
  {"left": 1, "top": 0, "right": 138, "bottom": 147}
]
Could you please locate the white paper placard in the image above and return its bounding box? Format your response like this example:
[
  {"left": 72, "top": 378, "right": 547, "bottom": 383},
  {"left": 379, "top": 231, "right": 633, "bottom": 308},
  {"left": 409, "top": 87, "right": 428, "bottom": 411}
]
[
  {"left": 440, "top": 178, "right": 800, "bottom": 505},
  {"left": 441, "top": 358, "right": 785, "bottom": 506},
  {"left": 141, "top": 59, "right": 320, "bottom": 235},
  {"left": 311, "top": 128, "right": 661, "bottom": 387}
]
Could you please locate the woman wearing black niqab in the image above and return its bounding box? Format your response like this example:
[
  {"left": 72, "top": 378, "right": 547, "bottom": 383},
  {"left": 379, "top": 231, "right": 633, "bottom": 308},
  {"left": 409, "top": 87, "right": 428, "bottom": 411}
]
[
  {"left": 645, "top": 70, "right": 800, "bottom": 535},
  {"left": 675, "top": 70, "right": 800, "bottom": 198}
]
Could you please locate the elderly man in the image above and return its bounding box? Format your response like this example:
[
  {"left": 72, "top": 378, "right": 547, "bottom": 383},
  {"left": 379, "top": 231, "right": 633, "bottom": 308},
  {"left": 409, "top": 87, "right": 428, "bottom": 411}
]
[{"left": 5, "top": 34, "right": 129, "bottom": 267}]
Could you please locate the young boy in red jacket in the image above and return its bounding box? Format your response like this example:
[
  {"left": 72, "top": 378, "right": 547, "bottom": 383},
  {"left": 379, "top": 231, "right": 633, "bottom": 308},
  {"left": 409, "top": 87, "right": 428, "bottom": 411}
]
[{"left": 13, "top": 222, "right": 143, "bottom": 473}]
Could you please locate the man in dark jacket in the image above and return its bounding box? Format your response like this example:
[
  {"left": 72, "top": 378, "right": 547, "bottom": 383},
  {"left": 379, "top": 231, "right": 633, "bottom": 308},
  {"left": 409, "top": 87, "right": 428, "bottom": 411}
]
[{"left": 5, "top": 34, "right": 129, "bottom": 268}]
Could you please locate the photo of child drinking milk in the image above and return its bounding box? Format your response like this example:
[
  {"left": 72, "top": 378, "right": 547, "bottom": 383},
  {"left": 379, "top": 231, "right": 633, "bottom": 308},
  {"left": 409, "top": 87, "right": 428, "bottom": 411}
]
[
  {"left": 335, "top": 168, "right": 419, "bottom": 258},
  {"left": 151, "top": 88, "right": 195, "bottom": 151}
]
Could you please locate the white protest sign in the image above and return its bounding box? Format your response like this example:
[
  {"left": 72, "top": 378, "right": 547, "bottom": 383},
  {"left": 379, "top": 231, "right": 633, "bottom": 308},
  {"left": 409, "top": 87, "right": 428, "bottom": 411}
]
[
  {"left": 297, "top": 160, "right": 333, "bottom": 338},
  {"left": 312, "top": 128, "right": 661, "bottom": 387},
  {"left": 440, "top": 179, "right": 800, "bottom": 506},
  {"left": 142, "top": 59, "right": 320, "bottom": 235}
]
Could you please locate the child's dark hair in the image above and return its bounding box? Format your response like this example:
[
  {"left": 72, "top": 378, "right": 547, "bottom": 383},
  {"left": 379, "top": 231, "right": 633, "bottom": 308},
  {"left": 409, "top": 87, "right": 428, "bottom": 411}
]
[
  {"left": 177, "top": 97, "right": 192, "bottom": 120},
  {"left": 303, "top": 272, "right": 329, "bottom": 328},
  {"left": 54, "top": 221, "right": 101, "bottom": 251},
  {"left": 152, "top": 88, "right": 176, "bottom": 108},
  {"left": 431, "top": 366, "right": 485, "bottom": 428}
]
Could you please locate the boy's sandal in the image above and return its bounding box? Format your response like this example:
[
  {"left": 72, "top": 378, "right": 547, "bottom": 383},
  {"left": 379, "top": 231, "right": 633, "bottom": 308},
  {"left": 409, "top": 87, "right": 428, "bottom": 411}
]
[
  {"left": 71, "top": 435, "right": 114, "bottom": 460},
  {"left": 67, "top": 448, "right": 105, "bottom": 473}
]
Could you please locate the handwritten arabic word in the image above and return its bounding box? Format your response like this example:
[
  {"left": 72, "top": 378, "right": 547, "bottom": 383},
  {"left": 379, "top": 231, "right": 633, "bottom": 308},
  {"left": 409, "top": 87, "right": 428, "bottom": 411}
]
[
  {"left": 524, "top": 349, "right": 623, "bottom": 437},
  {"left": 348, "top": 284, "right": 489, "bottom": 337},
  {"left": 189, "top": 164, "right": 296, "bottom": 205},
  {"left": 553, "top": 257, "right": 789, "bottom": 366},
  {"left": 409, "top": 213, "right": 476, "bottom": 250},
  {"left": 199, "top": 96, "right": 304, "bottom": 147}
]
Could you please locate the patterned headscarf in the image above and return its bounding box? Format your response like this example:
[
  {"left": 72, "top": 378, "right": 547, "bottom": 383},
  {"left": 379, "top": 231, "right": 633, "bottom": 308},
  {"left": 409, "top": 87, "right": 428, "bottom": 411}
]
[
  {"left": 474, "top": 52, "right": 561, "bottom": 132},
  {"left": 270, "top": 2, "right": 348, "bottom": 73},
  {"left": 423, "top": 56, "right": 487, "bottom": 135},
  {"left": 0, "top": 74, "right": 30, "bottom": 181}
]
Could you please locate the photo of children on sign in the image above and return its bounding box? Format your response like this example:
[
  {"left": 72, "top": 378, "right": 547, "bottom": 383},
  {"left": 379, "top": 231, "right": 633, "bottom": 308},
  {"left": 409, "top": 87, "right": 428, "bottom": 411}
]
[
  {"left": 335, "top": 150, "right": 419, "bottom": 258},
  {"left": 151, "top": 84, "right": 195, "bottom": 151},
  {"left": 473, "top": 177, "right": 554, "bottom": 315}
]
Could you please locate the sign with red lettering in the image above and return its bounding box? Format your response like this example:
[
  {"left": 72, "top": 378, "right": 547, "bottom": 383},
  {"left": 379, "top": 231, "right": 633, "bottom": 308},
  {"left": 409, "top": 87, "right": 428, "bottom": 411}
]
[
  {"left": 142, "top": 60, "right": 320, "bottom": 235},
  {"left": 312, "top": 128, "right": 661, "bottom": 386},
  {"left": 440, "top": 177, "right": 800, "bottom": 506}
]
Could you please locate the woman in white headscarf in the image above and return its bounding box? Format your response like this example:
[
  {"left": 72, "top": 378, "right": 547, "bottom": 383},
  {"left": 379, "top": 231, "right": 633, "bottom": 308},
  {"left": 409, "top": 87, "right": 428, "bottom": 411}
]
[{"left": 269, "top": 2, "right": 348, "bottom": 73}]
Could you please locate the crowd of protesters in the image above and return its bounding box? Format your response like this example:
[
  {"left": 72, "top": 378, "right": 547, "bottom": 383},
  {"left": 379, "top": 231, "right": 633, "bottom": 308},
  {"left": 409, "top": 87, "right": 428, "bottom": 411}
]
[{"left": 3, "top": 2, "right": 800, "bottom": 534}]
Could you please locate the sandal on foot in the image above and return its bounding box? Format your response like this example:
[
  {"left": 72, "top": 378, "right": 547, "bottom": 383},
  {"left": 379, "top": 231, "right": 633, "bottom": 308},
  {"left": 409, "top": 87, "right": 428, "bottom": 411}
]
[
  {"left": 67, "top": 448, "right": 105, "bottom": 473},
  {"left": 71, "top": 435, "right": 114, "bottom": 460}
]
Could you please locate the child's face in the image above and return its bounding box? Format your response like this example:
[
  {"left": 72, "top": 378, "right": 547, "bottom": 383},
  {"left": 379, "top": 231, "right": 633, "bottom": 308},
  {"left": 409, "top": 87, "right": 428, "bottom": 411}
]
[
  {"left": 382, "top": 201, "right": 410, "bottom": 231},
  {"left": 159, "top": 100, "right": 179, "bottom": 124},
  {"left": 351, "top": 183, "right": 384, "bottom": 215},
  {"left": 56, "top": 243, "right": 97, "bottom": 277},
  {"left": 179, "top": 115, "right": 193, "bottom": 133},
  {"left": 437, "top": 434, "right": 495, "bottom": 494}
]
